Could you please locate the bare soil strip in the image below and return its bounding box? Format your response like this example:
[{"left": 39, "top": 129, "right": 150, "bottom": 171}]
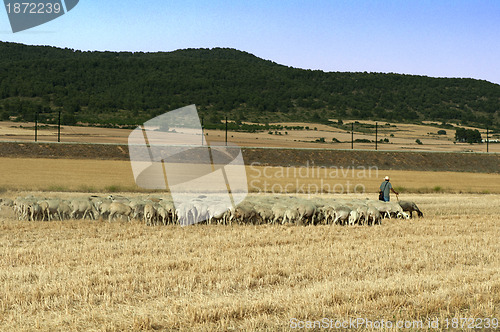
[{"left": 0, "top": 142, "right": 498, "bottom": 173}]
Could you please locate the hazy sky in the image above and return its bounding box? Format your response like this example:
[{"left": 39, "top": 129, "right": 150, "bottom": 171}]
[{"left": 1, "top": 0, "right": 499, "bottom": 84}]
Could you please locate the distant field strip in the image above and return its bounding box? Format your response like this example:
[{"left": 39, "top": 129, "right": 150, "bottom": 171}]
[
  {"left": 1, "top": 141, "right": 499, "bottom": 173},
  {"left": 0, "top": 157, "right": 499, "bottom": 193}
]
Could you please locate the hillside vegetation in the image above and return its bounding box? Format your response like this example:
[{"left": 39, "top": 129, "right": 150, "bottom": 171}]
[{"left": 0, "top": 42, "right": 499, "bottom": 130}]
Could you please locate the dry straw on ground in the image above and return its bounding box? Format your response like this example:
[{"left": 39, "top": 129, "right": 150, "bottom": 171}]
[{"left": 1, "top": 193, "right": 499, "bottom": 331}]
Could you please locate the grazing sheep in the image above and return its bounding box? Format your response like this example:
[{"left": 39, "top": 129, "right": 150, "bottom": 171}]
[
  {"left": 368, "top": 201, "right": 409, "bottom": 219},
  {"left": 144, "top": 203, "right": 157, "bottom": 226},
  {"left": 296, "top": 202, "right": 317, "bottom": 225},
  {"left": 271, "top": 204, "right": 287, "bottom": 224},
  {"left": 208, "top": 203, "right": 231, "bottom": 225},
  {"left": 157, "top": 206, "right": 169, "bottom": 225},
  {"left": 320, "top": 206, "right": 336, "bottom": 224},
  {"left": 6, "top": 193, "right": 420, "bottom": 226},
  {"left": 356, "top": 205, "right": 369, "bottom": 225},
  {"left": 70, "top": 199, "right": 97, "bottom": 220},
  {"left": 107, "top": 195, "right": 130, "bottom": 204},
  {"left": 15, "top": 197, "right": 39, "bottom": 221},
  {"left": 29, "top": 202, "right": 43, "bottom": 221},
  {"left": 57, "top": 201, "right": 72, "bottom": 220},
  {"left": 367, "top": 206, "right": 382, "bottom": 225},
  {"left": 253, "top": 205, "right": 273, "bottom": 224},
  {"left": 107, "top": 202, "right": 132, "bottom": 222},
  {"left": 192, "top": 200, "right": 209, "bottom": 223},
  {"left": 132, "top": 203, "right": 145, "bottom": 221},
  {"left": 39, "top": 199, "right": 62, "bottom": 221},
  {"left": 231, "top": 204, "right": 257, "bottom": 224},
  {"left": 98, "top": 201, "right": 112, "bottom": 220},
  {"left": 333, "top": 206, "right": 351, "bottom": 225},
  {"left": 348, "top": 210, "right": 360, "bottom": 226},
  {"left": 160, "top": 200, "right": 176, "bottom": 224},
  {"left": 283, "top": 208, "right": 299, "bottom": 224},
  {"left": 176, "top": 202, "right": 197, "bottom": 226},
  {"left": 398, "top": 201, "right": 424, "bottom": 218}
]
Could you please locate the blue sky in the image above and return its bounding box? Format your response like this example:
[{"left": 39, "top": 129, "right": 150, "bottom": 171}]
[{"left": 1, "top": 0, "right": 499, "bottom": 84}]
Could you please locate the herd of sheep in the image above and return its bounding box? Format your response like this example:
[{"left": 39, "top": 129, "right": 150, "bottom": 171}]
[{"left": 0, "top": 194, "right": 423, "bottom": 226}]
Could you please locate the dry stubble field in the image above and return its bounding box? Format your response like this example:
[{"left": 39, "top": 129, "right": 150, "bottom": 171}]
[
  {"left": 0, "top": 147, "right": 499, "bottom": 330},
  {"left": 0, "top": 157, "right": 499, "bottom": 194},
  {"left": 0, "top": 193, "right": 499, "bottom": 331}
]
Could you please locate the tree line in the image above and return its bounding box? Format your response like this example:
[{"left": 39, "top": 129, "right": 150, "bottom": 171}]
[
  {"left": 0, "top": 42, "right": 499, "bottom": 131},
  {"left": 454, "top": 128, "right": 482, "bottom": 143}
]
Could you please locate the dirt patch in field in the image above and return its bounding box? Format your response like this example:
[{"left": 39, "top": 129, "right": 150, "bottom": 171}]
[
  {"left": 0, "top": 142, "right": 129, "bottom": 160},
  {"left": 243, "top": 148, "right": 500, "bottom": 173},
  {"left": 0, "top": 141, "right": 498, "bottom": 173}
]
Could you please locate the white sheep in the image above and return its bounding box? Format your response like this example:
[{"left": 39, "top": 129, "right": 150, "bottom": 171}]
[
  {"left": 70, "top": 199, "right": 97, "bottom": 220},
  {"left": 57, "top": 201, "right": 72, "bottom": 220},
  {"left": 348, "top": 210, "right": 360, "bottom": 226},
  {"left": 367, "top": 206, "right": 382, "bottom": 225},
  {"left": 144, "top": 203, "right": 157, "bottom": 226},
  {"left": 333, "top": 206, "right": 351, "bottom": 225},
  {"left": 108, "top": 202, "right": 132, "bottom": 222}
]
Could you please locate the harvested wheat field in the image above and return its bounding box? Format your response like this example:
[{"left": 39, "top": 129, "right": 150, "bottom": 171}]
[
  {"left": 0, "top": 193, "right": 499, "bottom": 331},
  {"left": 1, "top": 157, "right": 499, "bottom": 194}
]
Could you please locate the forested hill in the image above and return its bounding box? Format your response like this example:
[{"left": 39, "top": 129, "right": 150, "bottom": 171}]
[{"left": 0, "top": 41, "right": 499, "bottom": 129}]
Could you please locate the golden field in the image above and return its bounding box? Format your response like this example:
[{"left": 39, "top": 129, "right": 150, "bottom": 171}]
[
  {"left": 0, "top": 157, "right": 499, "bottom": 194},
  {"left": 0, "top": 193, "right": 499, "bottom": 331}
]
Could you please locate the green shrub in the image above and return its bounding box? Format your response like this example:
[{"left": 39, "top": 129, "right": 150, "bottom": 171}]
[
  {"left": 394, "top": 186, "right": 407, "bottom": 193},
  {"left": 105, "top": 185, "right": 121, "bottom": 192},
  {"left": 47, "top": 185, "right": 69, "bottom": 192}
]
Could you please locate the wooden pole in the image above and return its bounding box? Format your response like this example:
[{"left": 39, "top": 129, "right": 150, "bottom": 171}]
[
  {"left": 34, "top": 111, "right": 38, "bottom": 142},
  {"left": 225, "top": 117, "right": 228, "bottom": 146},
  {"left": 375, "top": 122, "right": 378, "bottom": 150},
  {"left": 201, "top": 116, "right": 204, "bottom": 145},
  {"left": 351, "top": 122, "right": 354, "bottom": 149},
  {"left": 486, "top": 127, "right": 489, "bottom": 153},
  {"left": 58, "top": 110, "right": 61, "bottom": 142}
]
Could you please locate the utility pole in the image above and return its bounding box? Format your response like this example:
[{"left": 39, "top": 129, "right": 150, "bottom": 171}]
[
  {"left": 351, "top": 122, "right": 354, "bottom": 150},
  {"left": 486, "top": 127, "right": 489, "bottom": 153},
  {"left": 201, "top": 116, "right": 204, "bottom": 146},
  {"left": 34, "top": 111, "right": 38, "bottom": 142},
  {"left": 375, "top": 122, "right": 378, "bottom": 151},
  {"left": 58, "top": 110, "right": 61, "bottom": 143},
  {"left": 225, "top": 116, "right": 228, "bottom": 146}
]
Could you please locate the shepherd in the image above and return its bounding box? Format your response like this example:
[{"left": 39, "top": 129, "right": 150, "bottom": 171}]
[{"left": 379, "top": 176, "right": 399, "bottom": 202}]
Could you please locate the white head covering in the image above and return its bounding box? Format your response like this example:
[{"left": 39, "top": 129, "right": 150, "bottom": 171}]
[{"left": 385, "top": 176, "right": 390, "bottom": 181}]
